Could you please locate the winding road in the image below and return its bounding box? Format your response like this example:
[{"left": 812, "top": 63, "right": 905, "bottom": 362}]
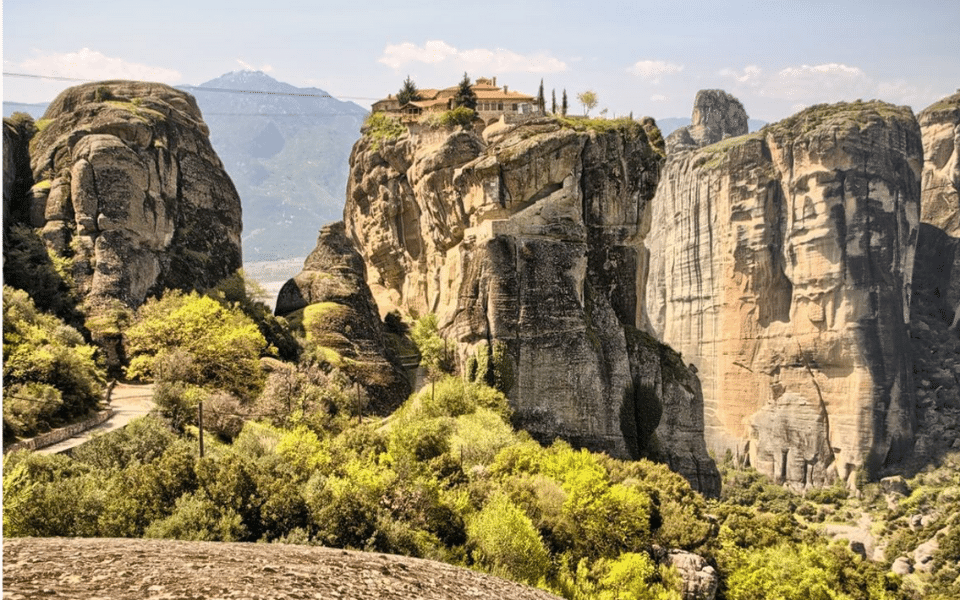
[{"left": 38, "top": 383, "right": 155, "bottom": 455}]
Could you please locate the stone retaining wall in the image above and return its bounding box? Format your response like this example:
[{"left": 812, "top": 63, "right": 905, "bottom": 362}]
[{"left": 3, "top": 409, "right": 114, "bottom": 454}]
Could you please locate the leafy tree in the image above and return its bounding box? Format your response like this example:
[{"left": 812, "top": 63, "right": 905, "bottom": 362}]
[
  {"left": 537, "top": 79, "right": 546, "bottom": 112},
  {"left": 397, "top": 75, "right": 421, "bottom": 105},
  {"left": 207, "top": 270, "right": 299, "bottom": 361},
  {"left": 578, "top": 90, "right": 599, "bottom": 116},
  {"left": 410, "top": 313, "right": 452, "bottom": 377},
  {"left": 452, "top": 72, "right": 477, "bottom": 111},
  {"left": 562, "top": 89, "right": 568, "bottom": 116},
  {"left": 125, "top": 290, "right": 268, "bottom": 400},
  {"left": 3, "top": 286, "right": 104, "bottom": 438}
]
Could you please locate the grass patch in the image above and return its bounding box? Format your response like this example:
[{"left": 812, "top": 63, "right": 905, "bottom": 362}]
[
  {"left": 552, "top": 115, "right": 644, "bottom": 135},
  {"left": 104, "top": 100, "right": 166, "bottom": 123},
  {"left": 363, "top": 112, "right": 406, "bottom": 150},
  {"left": 34, "top": 118, "right": 53, "bottom": 133}
]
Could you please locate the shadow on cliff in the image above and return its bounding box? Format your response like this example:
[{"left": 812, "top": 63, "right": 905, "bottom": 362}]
[{"left": 898, "top": 223, "right": 960, "bottom": 478}]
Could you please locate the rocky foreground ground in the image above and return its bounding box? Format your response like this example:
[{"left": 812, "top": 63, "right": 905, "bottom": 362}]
[{"left": 3, "top": 538, "right": 562, "bottom": 600}]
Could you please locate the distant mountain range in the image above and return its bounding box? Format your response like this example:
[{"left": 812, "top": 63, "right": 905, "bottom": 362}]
[
  {"left": 182, "top": 71, "right": 368, "bottom": 262},
  {"left": 656, "top": 117, "right": 768, "bottom": 136}
]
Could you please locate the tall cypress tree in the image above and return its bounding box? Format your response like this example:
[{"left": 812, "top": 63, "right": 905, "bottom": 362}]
[
  {"left": 537, "top": 79, "right": 545, "bottom": 113},
  {"left": 551, "top": 89, "right": 557, "bottom": 114},
  {"left": 561, "top": 89, "right": 568, "bottom": 116}
]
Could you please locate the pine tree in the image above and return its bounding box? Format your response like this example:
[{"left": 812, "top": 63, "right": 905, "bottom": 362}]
[
  {"left": 452, "top": 72, "right": 477, "bottom": 111},
  {"left": 397, "top": 75, "right": 421, "bottom": 105},
  {"left": 537, "top": 79, "right": 545, "bottom": 113},
  {"left": 551, "top": 89, "right": 557, "bottom": 114},
  {"left": 561, "top": 89, "right": 568, "bottom": 116}
]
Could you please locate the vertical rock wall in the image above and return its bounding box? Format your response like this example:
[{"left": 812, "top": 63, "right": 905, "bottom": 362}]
[
  {"left": 345, "top": 118, "right": 719, "bottom": 494},
  {"left": 919, "top": 92, "right": 960, "bottom": 237},
  {"left": 645, "top": 102, "right": 922, "bottom": 487}
]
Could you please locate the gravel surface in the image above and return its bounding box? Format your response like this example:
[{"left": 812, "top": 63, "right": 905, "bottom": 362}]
[{"left": 3, "top": 537, "right": 563, "bottom": 600}]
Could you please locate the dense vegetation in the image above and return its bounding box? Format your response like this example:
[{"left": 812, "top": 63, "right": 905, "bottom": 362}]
[
  {"left": 3, "top": 286, "right": 104, "bottom": 439},
  {"left": 3, "top": 276, "right": 957, "bottom": 599}
]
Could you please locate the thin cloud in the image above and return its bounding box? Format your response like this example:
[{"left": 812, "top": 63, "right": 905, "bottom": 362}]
[
  {"left": 718, "top": 65, "right": 762, "bottom": 85},
  {"left": 379, "top": 40, "right": 566, "bottom": 73},
  {"left": 18, "top": 48, "right": 181, "bottom": 83},
  {"left": 237, "top": 59, "right": 273, "bottom": 73},
  {"left": 762, "top": 63, "right": 871, "bottom": 100},
  {"left": 628, "top": 60, "right": 684, "bottom": 83},
  {"left": 650, "top": 94, "right": 668, "bottom": 102}
]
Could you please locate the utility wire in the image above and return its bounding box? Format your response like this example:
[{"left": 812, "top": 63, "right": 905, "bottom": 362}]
[{"left": 3, "top": 71, "right": 377, "bottom": 101}]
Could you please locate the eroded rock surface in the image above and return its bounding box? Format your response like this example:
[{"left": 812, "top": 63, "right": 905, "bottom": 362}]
[
  {"left": 19, "top": 81, "right": 242, "bottom": 311},
  {"left": 909, "top": 224, "right": 960, "bottom": 463},
  {"left": 2, "top": 537, "right": 562, "bottom": 600},
  {"left": 919, "top": 92, "right": 960, "bottom": 237},
  {"left": 665, "top": 90, "right": 749, "bottom": 155},
  {"left": 345, "top": 117, "right": 719, "bottom": 494},
  {"left": 645, "top": 101, "right": 922, "bottom": 487},
  {"left": 276, "top": 221, "right": 410, "bottom": 413}
]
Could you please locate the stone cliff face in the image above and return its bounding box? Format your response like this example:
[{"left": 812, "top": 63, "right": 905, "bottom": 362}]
[
  {"left": 645, "top": 101, "right": 922, "bottom": 487},
  {"left": 345, "top": 117, "right": 720, "bottom": 494},
  {"left": 15, "top": 81, "right": 243, "bottom": 312},
  {"left": 918, "top": 92, "right": 960, "bottom": 237},
  {"left": 275, "top": 221, "right": 411, "bottom": 413}
]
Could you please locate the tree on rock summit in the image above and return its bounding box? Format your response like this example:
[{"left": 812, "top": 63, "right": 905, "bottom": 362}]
[
  {"left": 397, "top": 75, "right": 421, "bottom": 105},
  {"left": 453, "top": 72, "right": 477, "bottom": 111}
]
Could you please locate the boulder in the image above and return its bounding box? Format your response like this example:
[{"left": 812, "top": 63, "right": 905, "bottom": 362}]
[
  {"left": 656, "top": 548, "right": 719, "bottom": 600},
  {"left": 9, "top": 80, "right": 242, "bottom": 310},
  {"left": 276, "top": 221, "right": 410, "bottom": 414},
  {"left": 645, "top": 100, "right": 922, "bottom": 487}
]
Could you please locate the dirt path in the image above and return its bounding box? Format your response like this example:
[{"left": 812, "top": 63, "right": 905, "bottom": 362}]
[
  {"left": 3, "top": 538, "right": 562, "bottom": 600},
  {"left": 38, "top": 383, "right": 155, "bottom": 455}
]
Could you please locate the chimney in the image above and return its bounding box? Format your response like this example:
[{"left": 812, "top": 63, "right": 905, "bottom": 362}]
[
  {"left": 504, "top": 85, "right": 509, "bottom": 93},
  {"left": 493, "top": 76, "right": 497, "bottom": 87}
]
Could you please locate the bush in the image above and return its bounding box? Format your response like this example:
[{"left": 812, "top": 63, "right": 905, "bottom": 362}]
[
  {"left": 468, "top": 492, "right": 551, "bottom": 585},
  {"left": 3, "top": 286, "right": 104, "bottom": 439},
  {"left": 363, "top": 112, "right": 405, "bottom": 147},
  {"left": 71, "top": 415, "right": 177, "bottom": 470},
  {"left": 438, "top": 107, "right": 476, "bottom": 128}
]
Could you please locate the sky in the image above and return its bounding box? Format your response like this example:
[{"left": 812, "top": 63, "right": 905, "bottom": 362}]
[{"left": 3, "top": 0, "right": 958, "bottom": 123}]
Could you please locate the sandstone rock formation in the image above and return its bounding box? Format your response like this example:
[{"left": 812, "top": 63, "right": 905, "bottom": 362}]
[
  {"left": 344, "top": 117, "right": 719, "bottom": 494},
  {"left": 665, "top": 90, "right": 749, "bottom": 155},
  {"left": 275, "top": 221, "right": 410, "bottom": 413},
  {"left": 918, "top": 92, "right": 960, "bottom": 237},
  {"left": 645, "top": 100, "right": 922, "bottom": 488},
  {"left": 15, "top": 81, "right": 243, "bottom": 312}
]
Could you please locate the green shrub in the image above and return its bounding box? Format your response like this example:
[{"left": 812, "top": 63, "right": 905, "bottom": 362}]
[
  {"left": 438, "top": 107, "right": 476, "bottom": 128},
  {"left": 3, "top": 286, "right": 104, "bottom": 439},
  {"left": 468, "top": 492, "right": 551, "bottom": 585},
  {"left": 145, "top": 492, "right": 247, "bottom": 541},
  {"left": 363, "top": 112, "right": 406, "bottom": 147}
]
